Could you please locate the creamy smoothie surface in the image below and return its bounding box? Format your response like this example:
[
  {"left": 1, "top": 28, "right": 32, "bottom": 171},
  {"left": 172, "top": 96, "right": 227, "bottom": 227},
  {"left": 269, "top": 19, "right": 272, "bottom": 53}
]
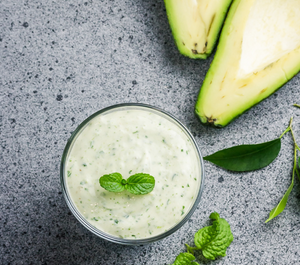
[{"left": 66, "top": 107, "right": 201, "bottom": 239}]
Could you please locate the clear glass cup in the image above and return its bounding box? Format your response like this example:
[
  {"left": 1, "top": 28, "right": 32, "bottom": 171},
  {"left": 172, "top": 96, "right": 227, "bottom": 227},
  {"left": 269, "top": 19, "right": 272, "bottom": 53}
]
[{"left": 60, "top": 103, "right": 205, "bottom": 245}]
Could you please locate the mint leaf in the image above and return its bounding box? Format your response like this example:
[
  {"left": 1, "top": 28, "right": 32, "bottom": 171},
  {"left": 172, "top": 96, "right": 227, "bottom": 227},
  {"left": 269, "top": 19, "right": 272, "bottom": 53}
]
[
  {"left": 99, "top": 172, "right": 155, "bottom": 195},
  {"left": 99, "top": 173, "right": 125, "bottom": 193},
  {"left": 126, "top": 173, "right": 155, "bottom": 195},
  {"left": 204, "top": 139, "right": 281, "bottom": 171},
  {"left": 172, "top": 212, "right": 233, "bottom": 264},
  {"left": 194, "top": 212, "right": 233, "bottom": 260},
  {"left": 171, "top": 253, "right": 199, "bottom": 265}
]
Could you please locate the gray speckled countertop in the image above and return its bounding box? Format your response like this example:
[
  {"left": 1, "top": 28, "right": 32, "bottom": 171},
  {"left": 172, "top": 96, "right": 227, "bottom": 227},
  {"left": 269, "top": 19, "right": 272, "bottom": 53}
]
[{"left": 1, "top": 1, "right": 300, "bottom": 264}]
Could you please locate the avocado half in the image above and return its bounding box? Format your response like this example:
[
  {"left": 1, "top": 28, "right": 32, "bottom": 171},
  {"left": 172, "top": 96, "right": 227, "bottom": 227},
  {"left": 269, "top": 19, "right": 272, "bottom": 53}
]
[
  {"left": 164, "top": 0, "right": 233, "bottom": 59},
  {"left": 195, "top": 0, "right": 300, "bottom": 127}
]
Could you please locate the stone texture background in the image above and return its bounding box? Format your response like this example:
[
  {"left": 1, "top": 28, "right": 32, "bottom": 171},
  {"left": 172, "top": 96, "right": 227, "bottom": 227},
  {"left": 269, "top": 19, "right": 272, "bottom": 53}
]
[{"left": 1, "top": 0, "right": 300, "bottom": 264}]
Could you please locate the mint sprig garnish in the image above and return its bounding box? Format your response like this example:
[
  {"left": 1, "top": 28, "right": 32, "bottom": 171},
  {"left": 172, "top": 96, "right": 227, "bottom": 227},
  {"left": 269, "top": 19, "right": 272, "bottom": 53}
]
[
  {"left": 99, "top": 172, "right": 155, "bottom": 195},
  {"left": 190, "top": 212, "right": 233, "bottom": 260},
  {"left": 171, "top": 212, "right": 233, "bottom": 264}
]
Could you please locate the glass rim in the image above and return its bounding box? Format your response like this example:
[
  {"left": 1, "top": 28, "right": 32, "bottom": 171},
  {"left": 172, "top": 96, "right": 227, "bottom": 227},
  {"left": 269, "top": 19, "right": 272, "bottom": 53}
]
[{"left": 60, "top": 103, "right": 205, "bottom": 245}]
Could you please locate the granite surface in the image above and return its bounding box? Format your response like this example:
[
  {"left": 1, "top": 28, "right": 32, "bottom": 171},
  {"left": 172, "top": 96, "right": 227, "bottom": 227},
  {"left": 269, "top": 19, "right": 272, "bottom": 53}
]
[{"left": 1, "top": 1, "right": 300, "bottom": 264}]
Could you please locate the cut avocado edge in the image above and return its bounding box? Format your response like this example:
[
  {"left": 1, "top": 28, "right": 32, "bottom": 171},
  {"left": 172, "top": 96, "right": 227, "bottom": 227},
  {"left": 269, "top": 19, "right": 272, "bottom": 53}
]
[
  {"left": 195, "top": 79, "right": 294, "bottom": 128},
  {"left": 195, "top": 0, "right": 300, "bottom": 127},
  {"left": 164, "top": 0, "right": 233, "bottom": 59}
]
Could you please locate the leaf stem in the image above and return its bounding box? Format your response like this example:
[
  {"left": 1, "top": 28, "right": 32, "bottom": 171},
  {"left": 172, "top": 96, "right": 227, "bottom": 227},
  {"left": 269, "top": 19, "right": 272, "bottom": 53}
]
[
  {"left": 280, "top": 117, "right": 293, "bottom": 138},
  {"left": 293, "top": 104, "right": 300, "bottom": 108},
  {"left": 289, "top": 116, "right": 293, "bottom": 128},
  {"left": 289, "top": 119, "right": 300, "bottom": 151},
  {"left": 289, "top": 118, "right": 300, "bottom": 182},
  {"left": 185, "top": 244, "right": 199, "bottom": 255},
  {"left": 295, "top": 168, "right": 300, "bottom": 182},
  {"left": 292, "top": 146, "right": 297, "bottom": 175},
  {"left": 280, "top": 127, "right": 291, "bottom": 138}
]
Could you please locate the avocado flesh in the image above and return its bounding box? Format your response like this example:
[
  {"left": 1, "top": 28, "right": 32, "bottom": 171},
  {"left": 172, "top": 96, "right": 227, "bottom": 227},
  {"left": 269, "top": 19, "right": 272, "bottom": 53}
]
[
  {"left": 164, "top": 0, "right": 233, "bottom": 59},
  {"left": 195, "top": 0, "right": 300, "bottom": 126}
]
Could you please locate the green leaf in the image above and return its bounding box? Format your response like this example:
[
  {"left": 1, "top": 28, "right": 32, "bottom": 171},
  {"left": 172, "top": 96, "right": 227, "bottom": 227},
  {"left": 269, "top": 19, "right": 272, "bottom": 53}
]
[
  {"left": 171, "top": 253, "right": 199, "bottom": 265},
  {"left": 125, "top": 173, "right": 155, "bottom": 195},
  {"left": 209, "top": 212, "right": 220, "bottom": 220},
  {"left": 99, "top": 173, "right": 125, "bottom": 193},
  {"left": 203, "top": 139, "right": 281, "bottom": 171},
  {"left": 99, "top": 172, "right": 156, "bottom": 195},
  {"left": 194, "top": 212, "right": 233, "bottom": 260},
  {"left": 265, "top": 172, "right": 295, "bottom": 223}
]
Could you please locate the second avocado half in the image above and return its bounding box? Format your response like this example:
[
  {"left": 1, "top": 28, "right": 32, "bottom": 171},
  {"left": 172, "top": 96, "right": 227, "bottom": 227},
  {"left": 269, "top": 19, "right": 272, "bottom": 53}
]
[{"left": 164, "top": 0, "right": 233, "bottom": 59}]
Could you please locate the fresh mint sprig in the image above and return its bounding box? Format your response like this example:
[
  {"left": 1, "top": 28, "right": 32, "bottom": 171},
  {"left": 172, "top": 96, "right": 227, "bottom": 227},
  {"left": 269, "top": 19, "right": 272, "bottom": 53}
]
[
  {"left": 99, "top": 173, "right": 155, "bottom": 195},
  {"left": 191, "top": 212, "right": 233, "bottom": 260},
  {"left": 171, "top": 212, "right": 233, "bottom": 264}
]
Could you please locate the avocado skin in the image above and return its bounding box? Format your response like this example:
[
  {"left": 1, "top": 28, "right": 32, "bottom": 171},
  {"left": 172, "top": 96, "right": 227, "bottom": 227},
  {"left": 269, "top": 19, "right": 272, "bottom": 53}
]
[
  {"left": 164, "top": 0, "right": 233, "bottom": 59},
  {"left": 195, "top": 0, "right": 300, "bottom": 127},
  {"left": 195, "top": 83, "right": 294, "bottom": 128}
]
